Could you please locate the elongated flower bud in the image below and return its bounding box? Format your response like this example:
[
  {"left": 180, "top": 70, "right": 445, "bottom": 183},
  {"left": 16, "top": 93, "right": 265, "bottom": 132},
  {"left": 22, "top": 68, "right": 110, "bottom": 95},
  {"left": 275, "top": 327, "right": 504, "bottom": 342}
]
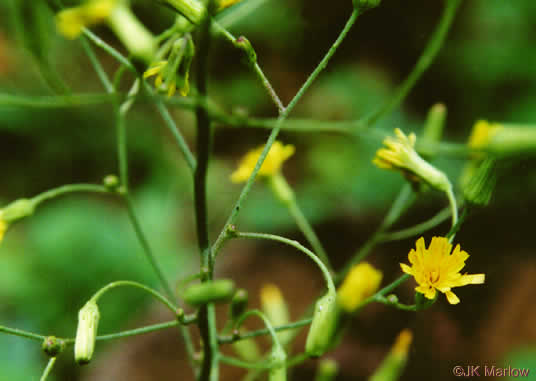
[
  {"left": 269, "top": 343, "right": 287, "bottom": 381},
  {"left": 261, "top": 284, "right": 291, "bottom": 345},
  {"left": 75, "top": 301, "right": 100, "bottom": 365},
  {"left": 183, "top": 279, "right": 235, "bottom": 306},
  {"left": 305, "top": 291, "right": 339, "bottom": 357}
]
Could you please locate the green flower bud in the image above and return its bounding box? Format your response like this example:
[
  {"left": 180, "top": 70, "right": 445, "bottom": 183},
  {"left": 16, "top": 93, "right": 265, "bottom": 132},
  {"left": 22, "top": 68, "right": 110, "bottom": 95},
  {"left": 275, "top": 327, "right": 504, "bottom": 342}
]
[
  {"left": 315, "top": 358, "right": 339, "bottom": 381},
  {"left": 103, "top": 174, "right": 120, "bottom": 191},
  {"left": 305, "top": 291, "right": 339, "bottom": 357},
  {"left": 232, "top": 338, "right": 261, "bottom": 362},
  {"left": 75, "top": 301, "right": 100, "bottom": 365},
  {"left": 269, "top": 343, "right": 287, "bottom": 381},
  {"left": 165, "top": 0, "right": 205, "bottom": 24},
  {"left": 1, "top": 199, "right": 36, "bottom": 223},
  {"left": 42, "top": 336, "right": 66, "bottom": 357},
  {"left": 419, "top": 103, "right": 446, "bottom": 158},
  {"left": 234, "top": 36, "right": 257, "bottom": 68},
  {"left": 230, "top": 288, "right": 249, "bottom": 321},
  {"left": 183, "top": 279, "right": 235, "bottom": 306},
  {"left": 460, "top": 158, "right": 496, "bottom": 207}
]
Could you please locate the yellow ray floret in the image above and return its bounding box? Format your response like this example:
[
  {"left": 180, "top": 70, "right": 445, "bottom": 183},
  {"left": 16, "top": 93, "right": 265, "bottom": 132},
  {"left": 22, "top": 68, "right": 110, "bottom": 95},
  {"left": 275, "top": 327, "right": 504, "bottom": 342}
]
[
  {"left": 400, "top": 236, "right": 485, "bottom": 305},
  {"left": 231, "top": 142, "right": 295, "bottom": 183},
  {"left": 337, "top": 262, "right": 383, "bottom": 312}
]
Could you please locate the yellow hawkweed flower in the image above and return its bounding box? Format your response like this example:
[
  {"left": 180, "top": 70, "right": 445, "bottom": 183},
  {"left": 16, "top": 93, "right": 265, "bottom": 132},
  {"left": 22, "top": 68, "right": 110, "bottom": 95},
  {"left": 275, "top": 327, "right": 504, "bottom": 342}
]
[
  {"left": 231, "top": 142, "right": 295, "bottom": 183},
  {"left": 400, "top": 237, "right": 485, "bottom": 305},
  {"left": 468, "top": 120, "right": 503, "bottom": 149},
  {"left": 373, "top": 128, "right": 450, "bottom": 192},
  {"left": 56, "top": 0, "right": 118, "bottom": 39},
  {"left": 337, "top": 262, "right": 383, "bottom": 312},
  {"left": 218, "top": 0, "right": 242, "bottom": 10}
]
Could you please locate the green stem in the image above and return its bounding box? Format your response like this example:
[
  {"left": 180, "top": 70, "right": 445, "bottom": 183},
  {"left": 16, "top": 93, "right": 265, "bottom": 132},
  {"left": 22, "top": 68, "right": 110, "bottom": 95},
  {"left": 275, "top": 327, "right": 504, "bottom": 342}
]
[
  {"left": 40, "top": 357, "right": 57, "bottom": 381},
  {"left": 363, "top": 0, "right": 462, "bottom": 127},
  {"left": 357, "top": 274, "right": 411, "bottom": 310},
  {"left": 218, "top": 318, "right": 312, "bottom": 344},
  {"left": 219, "top": 355, "right": 271, "bottom": 370},
  {"left": 374, "top": 296, "right": 417, "bottom": 312},
  {"left": 83, "top": 29, "right": 137, "bottom": 74},
  {"left": 212, "top": 9, "right": 360, "bottom": 258},
  {"left": 144, "top": 83, "right": 197, "bottom": 171},
  {"left": 269, "top": 174, "right": 332, "bottom": 272},
  {"left": 0, "top": 93, "right": 120, "bottom": 108},
  {"left": 124, "top": 195, "right": 176, "bottom": 300},
  {"left": 194, "top": 3, "right": 219, "bottom": 380},
  {"left": 0, "top": 325, "right": 46, "bottom": 342},
  {"left": 235, "top": 232, "right": 335, "bottom": 295},
  {"left": 445, "top": 185, "right": 458, "bottom": 235},
  {"left": 90, "top": 280, "right": 178, "bottom": 313},
  {"left": 31, "top": 184, "right": 109, "bottom": 206},
  {"left": 253, "top": 63, "right": 285, "bottom": 114},
  {"left": 379, "top": 207, "right": 451, "bottom": 242},
  {"left": 80, "top": 37, "right": 114, "bottom": 93}
]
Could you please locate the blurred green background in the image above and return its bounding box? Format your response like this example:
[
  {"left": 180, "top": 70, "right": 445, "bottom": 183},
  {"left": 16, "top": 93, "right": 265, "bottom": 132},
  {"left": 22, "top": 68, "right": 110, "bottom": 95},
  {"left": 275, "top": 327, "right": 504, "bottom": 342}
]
[{"left": 1, "top": 0, "right": 536, "bottom": 380}]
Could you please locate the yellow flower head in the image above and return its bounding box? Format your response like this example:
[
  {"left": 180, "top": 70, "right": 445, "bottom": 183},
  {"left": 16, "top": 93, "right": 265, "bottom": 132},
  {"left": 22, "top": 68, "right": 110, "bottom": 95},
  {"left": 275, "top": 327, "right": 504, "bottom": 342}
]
[
  {"left": 373, "top": 128, "right": 450, "bottom": 192},
  {"left": 231, "top": 142, "right": 295, "bottom": 183},
  {"left": 400, "top": 237, "right": 485, "bottom": 305},
  {"left": 56, "top": 0, "right": 118, "bottom": 39},
  {"left": 468, "top": 120, "right": 503, "bottom": 149},
  {"left": 337, "top": 262, "right": 383, "bottom": 312},
  {"left": 218, "top": 0, "right": 243, "bottom": 10},
  {"left": 0, "top": 212, "right": 7, "bottom": 243}
]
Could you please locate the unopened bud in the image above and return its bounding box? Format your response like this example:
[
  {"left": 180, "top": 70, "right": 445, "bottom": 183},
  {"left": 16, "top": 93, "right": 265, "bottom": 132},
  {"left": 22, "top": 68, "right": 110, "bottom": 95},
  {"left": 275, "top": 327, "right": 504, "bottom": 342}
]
[
  {"left": 315, "top": 358, "right": 339, "bottom": 381},
  {"left": 235, "top": 36, "right": 257, "bottom": 67},
  {"left": 353, "top": 0, "right": 381, "bottom": 11},
  {"left": 183, "top": 279, "right": 235, "bottom": 306},
  {"left": 305, "top": 291, "right": 339, "bottom": 357},
  {"left": 460, "top": 158, "right": 496, "bottom": 207},
  {"left": 419, "top": 103, "right": 446, "bottom": 158},
  {"left": 42, "top": 336, "right": 66, "bottom": 357},
  {"left": 1, "top": 199, "right": 35, "bottom": 223},
  {"left": 103, "top": 174, "right": 120, "bottom": 191},
  {"left": 74, "top": 301, "right": 100, "bottom": 365},
  {"left": 268, "top": 343, "right": 287, "bottom": 381}
]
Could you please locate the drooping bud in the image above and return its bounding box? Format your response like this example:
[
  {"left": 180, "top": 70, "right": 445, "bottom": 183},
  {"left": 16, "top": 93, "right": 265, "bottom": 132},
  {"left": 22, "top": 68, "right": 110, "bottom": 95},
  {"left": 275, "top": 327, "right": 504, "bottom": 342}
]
[
  {"left": 74, "top": 301, "right": 100, "bottom": 365},
  {"left": 460, "top": 157, "right": 496, "bottom": 207},
  {"left": 183, "top": 279, "right": 235, "bottom": 306},
  {"left": 234, "top": 36, "right": 257, "bottom": 68},
  {"left": 1, "top": 199, "right": 36, "bottom": 222},
  {"left": 305, "top": 291, "right": 339, "bottom": 357},
  {"left": 268, "top": 342, "right": 287, "bottom": 381},
  {"left": 103, "top": 174, "right": 120, "bottom": 191},
  {"left": 353, "top": 0, "right": 381, "bottom": 11}
]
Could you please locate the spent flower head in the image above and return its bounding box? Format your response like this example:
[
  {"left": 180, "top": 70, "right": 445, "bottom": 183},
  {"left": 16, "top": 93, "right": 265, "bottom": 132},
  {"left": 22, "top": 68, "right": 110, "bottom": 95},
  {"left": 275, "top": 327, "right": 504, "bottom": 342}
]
[
  {"left": 337, "top": 262, "right": 383, "bottom": 312},
  {"left": 373, "top": 128, "right": 450, "bottom": 192},
  {"left": 400, "top": 237, "right": 485, "bottom": 305},
  {"left": 231, "top": 142, "right": 295, "bottom": 183},
  {"left": 56, "top": 0, "right": 118, "bottom": 39}
]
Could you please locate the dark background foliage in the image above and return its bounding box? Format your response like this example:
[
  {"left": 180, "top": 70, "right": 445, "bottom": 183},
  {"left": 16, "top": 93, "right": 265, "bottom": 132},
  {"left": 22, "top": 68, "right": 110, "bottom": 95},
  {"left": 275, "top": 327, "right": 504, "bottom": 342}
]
[{"left": 0, "top": 0, "right": 535, "bottom": 380}]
